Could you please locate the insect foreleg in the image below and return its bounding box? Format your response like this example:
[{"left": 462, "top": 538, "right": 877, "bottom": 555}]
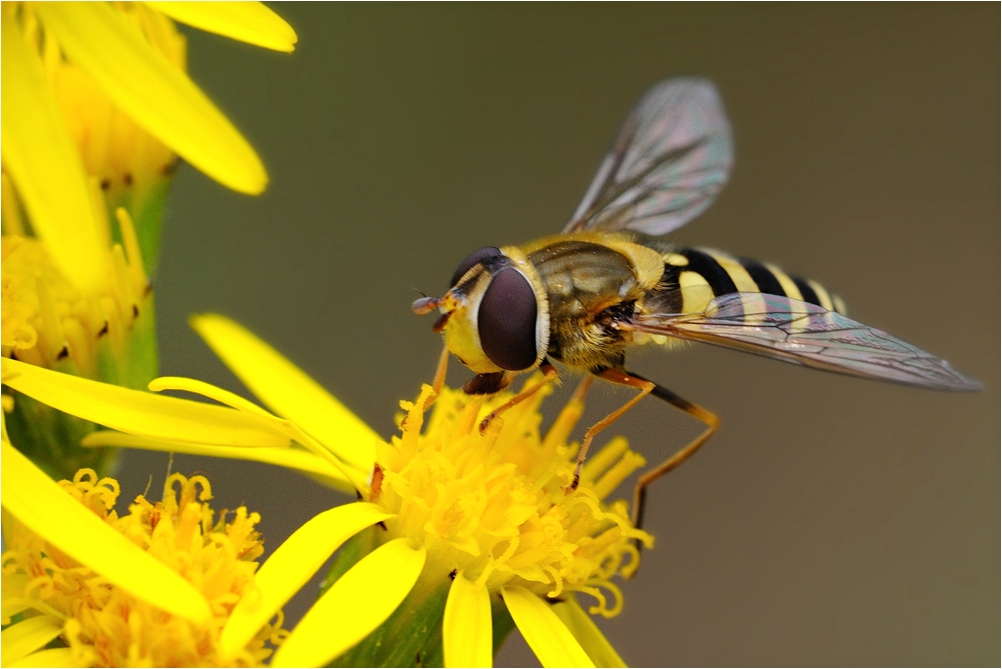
[
  {"left": 627, "top": 372, "right": 718, "bottom": 537},
  {"left": 422, "top": 344, "right": 452, "bottom": 411},
  {"left": 478, "top": 360, "right": 559, "bottom": 435}
]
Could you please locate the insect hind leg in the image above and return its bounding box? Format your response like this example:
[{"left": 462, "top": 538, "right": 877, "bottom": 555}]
[{"left": 627, "top": 371, "right": 719, "bottom": 536}]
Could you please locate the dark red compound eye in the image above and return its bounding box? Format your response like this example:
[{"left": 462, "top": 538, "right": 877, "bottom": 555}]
[
  {"left": 478, "top": 268, "right": 538, "bottom": 371},
  {"left": 451, "top": 246, "right": 502, "bottom": 287}
]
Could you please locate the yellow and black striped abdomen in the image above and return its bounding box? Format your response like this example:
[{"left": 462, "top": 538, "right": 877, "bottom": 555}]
[{"left": 654, "top": 247, "right": 847, "bottom": 316}]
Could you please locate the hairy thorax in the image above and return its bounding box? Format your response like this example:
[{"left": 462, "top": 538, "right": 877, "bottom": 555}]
[{"left": 526, "top": 239, "right": 646, "bottom": 371}]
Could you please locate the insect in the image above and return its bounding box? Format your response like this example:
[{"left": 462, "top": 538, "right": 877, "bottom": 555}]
[{"left": 412, "top": 77, "right": 981, "bottom": 529}]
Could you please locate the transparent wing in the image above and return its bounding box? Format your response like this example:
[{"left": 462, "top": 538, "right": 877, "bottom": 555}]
[
  {"left": 628, "top": 292, "right": 981, "bottom": 391},
  {"left": 564, "top": 77, "right": 733, "bottom": 236}
]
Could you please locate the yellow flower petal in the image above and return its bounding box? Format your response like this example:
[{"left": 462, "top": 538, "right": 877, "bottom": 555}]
[
  {"left": 272, "top": 538, "right": 426, "bottom": 668},
  {"left": 34, "top": 2, "right": 267, "bottom": 194},
  {"left": 221, "top": 502, "right": 393, "bottom": 659},
  {"left": 149, "top": 375, "right": 275, "bottom": 418},
  {"left": 8, "top": 647, "right": 77, "bottom": 668},
  {"left": 150, "top": 374, "right": 371, "bottom": 493},
  {"left": 190, "top": 314, "right": 378, "bottom": 471},
  {"left": 0, "top": 615, "right": 62, "bottom": 666},
  {"left": 443, "top": 574, "right": 492, "bottom": 668},
  {"left": 502, "top": 585, "right": 595, "bottom": 669},
  {"left": 80, "top": 430, "right": 354, "bottom": 492},
  {"left": 552, "top": 596, "right": 627, "bottom": 668},
  {"left": 149, "top": 374, "right": 370, "bottom": 492},
  {"left": 1, "top": 12, "right": 104, "bottom": 292},
  {"left": 145, "top": 2, "right": 297, "bottom": 52},
  {"left": 1, "top": 597, "right": 33, "bottom": 622},
  {"left": 1, "top": 442, "right": 212, "bottom": 624},
  {"left": 1, "top": 357, "right": 290, "bottom": 448}
]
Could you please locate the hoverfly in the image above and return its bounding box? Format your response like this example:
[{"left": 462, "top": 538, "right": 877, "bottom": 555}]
[{"left": 412, "top": 78, "right": 981, "bottom": 529}]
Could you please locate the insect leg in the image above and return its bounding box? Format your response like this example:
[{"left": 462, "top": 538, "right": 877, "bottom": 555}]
[
  {"left": 423, "top": 344, "right": 451, "bottom": 411},
  {"left": 478, "top": 360, "right": 559, "bottom": 434},
  {"left": 626, "top": 371, "right": 718, "bottom": 533},
  {"left": 431, "top": 344, "right": 450, "bottom": 394},
  {"left": 569, "top": 373, "right": 596, "bottom": 404},
  {"left": 567, "top": 368, "right": 656, "bottom": 492}
]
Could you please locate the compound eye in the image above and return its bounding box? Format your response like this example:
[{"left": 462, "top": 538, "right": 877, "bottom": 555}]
[
  {"left": 451, "top": 246, "right": 502, "bottom": 287},
  {"left": 478, "top": 268, "right": 538, "bottom": 371}
]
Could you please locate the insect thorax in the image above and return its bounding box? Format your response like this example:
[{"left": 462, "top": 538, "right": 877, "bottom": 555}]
[{"left": 527, "top": 239, "right": 643, "bottom": 370}]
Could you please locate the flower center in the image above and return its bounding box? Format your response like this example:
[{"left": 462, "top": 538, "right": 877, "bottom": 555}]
[{"left": 370, "top": 378, "right": 652, "bottom": 617}]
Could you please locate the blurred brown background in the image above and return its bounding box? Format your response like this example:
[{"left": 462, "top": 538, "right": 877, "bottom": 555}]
[{"left": 121, "top": 4, "right": 998, "bottom": 665}]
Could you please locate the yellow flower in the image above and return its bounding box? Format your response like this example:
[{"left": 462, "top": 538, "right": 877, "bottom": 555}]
[
  {"left": 1, "top": 2, "right": 297, "bottom": 475},
  {"left": 1, "top": 2, "right": 297, "bottom": 290},
  {"left": 1, "top": 316, "right": 653, "bottom": 667},
  {"left": 0, "top": 412, "right": 290, "bottom": 667},
  {"left": 1, "top": 462, "right": 286, "bottom": 667}
]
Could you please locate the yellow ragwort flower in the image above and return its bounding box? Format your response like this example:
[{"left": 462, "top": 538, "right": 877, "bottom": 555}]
[
  {"left": 2, "top": 2, "right": 296, "bottom": 475},
  {"left": 1, "top": 438, "right": 287, "bottom": 667},
  {"left": 2, "top": 2, "right": 297, "bottom": 290},
  {"left": 1, "top": 315, "right": 654, "bottom": 667}
]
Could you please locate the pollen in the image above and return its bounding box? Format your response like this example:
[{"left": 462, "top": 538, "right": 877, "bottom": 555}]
[
  {"left": 1, "top": 470, "right": 287, "bottom": 667},
  {"left": 372, "top": 377, "right": 653, "bottom": 618}
]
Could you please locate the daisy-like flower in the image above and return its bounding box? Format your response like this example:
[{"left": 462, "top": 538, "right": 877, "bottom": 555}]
[
  {"left": 2, "top": 315, "right": 652, "bottom": 667},
  {"left": 1, "top": 427, "right": 285, "bottom": 667},
  {"left": 2, "top": 1, "right": 297, "bottom": 288},
  {"left": 2, "top": 1, "right": 296, "bottom": 476}
]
